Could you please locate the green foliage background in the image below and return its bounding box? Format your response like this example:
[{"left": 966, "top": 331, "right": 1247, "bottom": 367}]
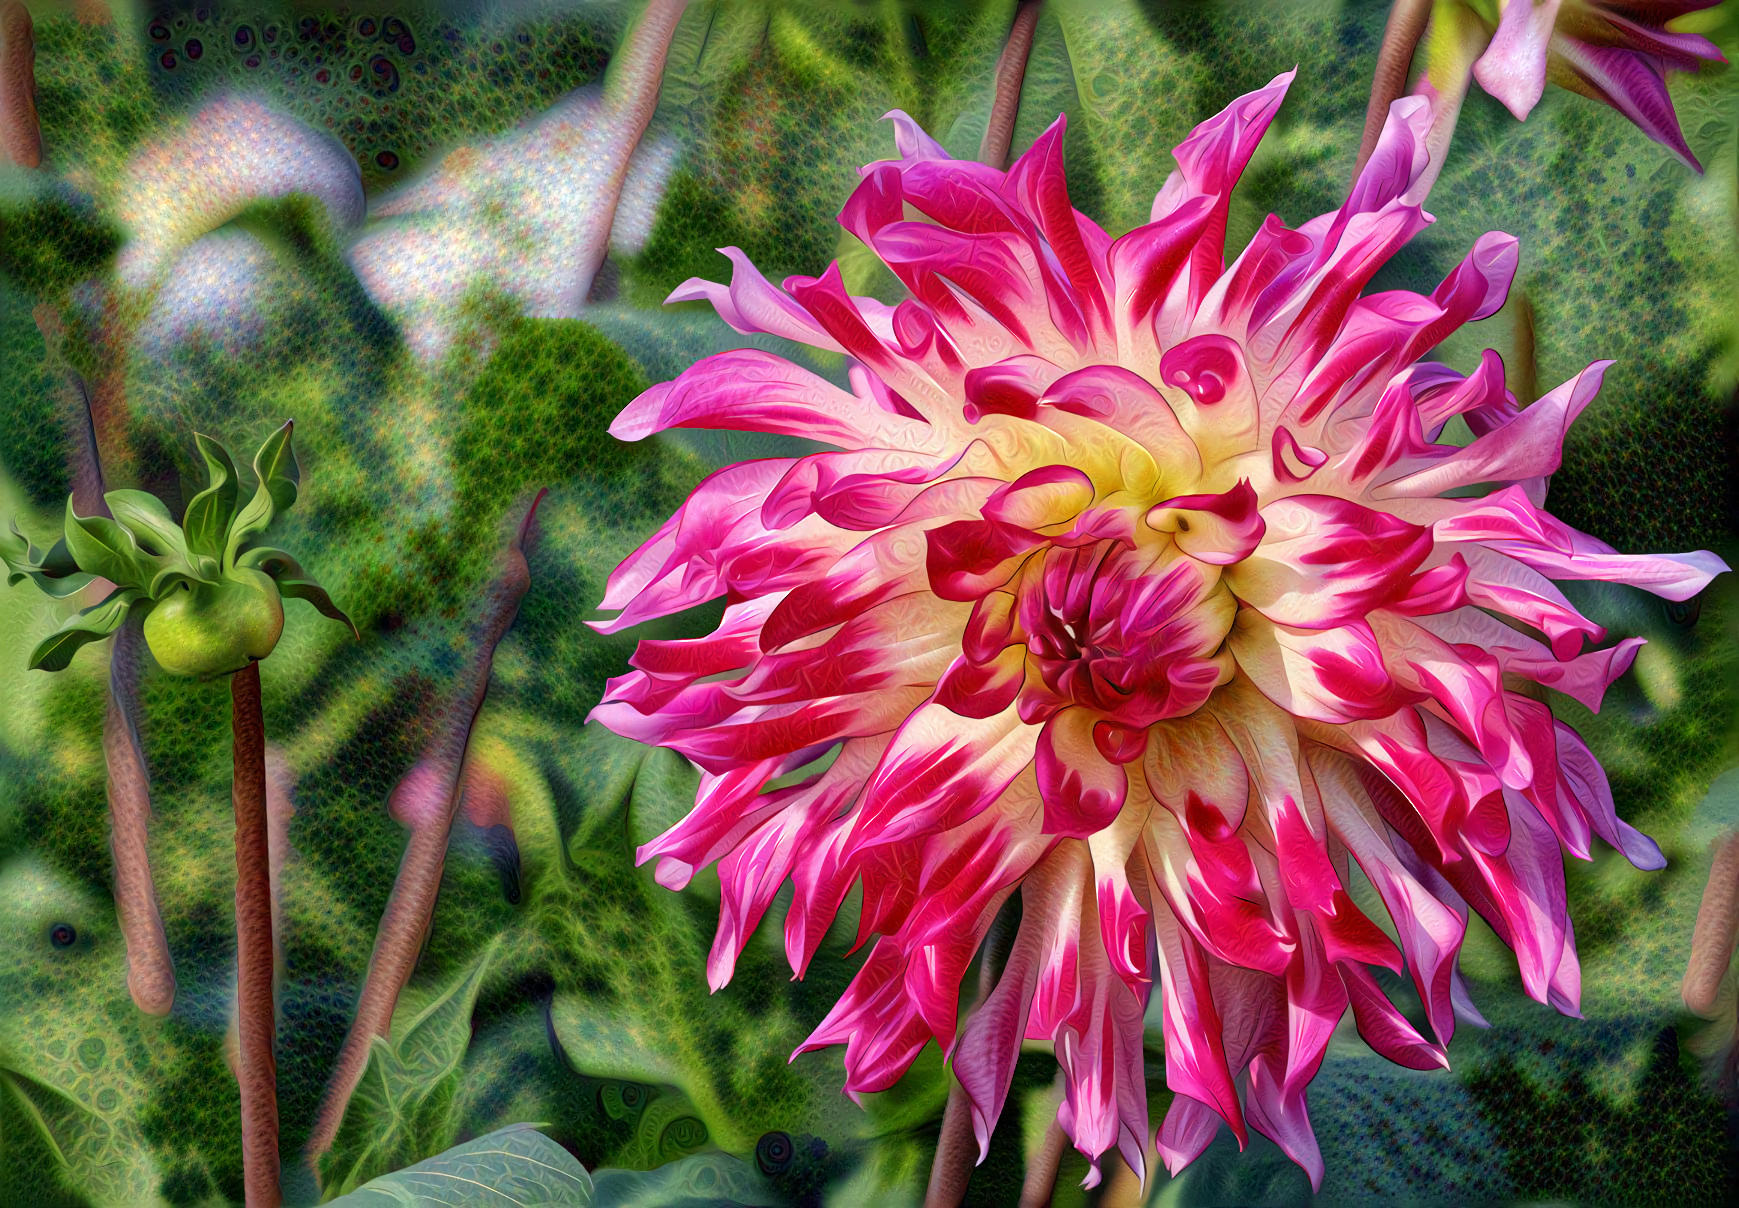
[{"left": 0, "top": 0, "right": 1736, "bottom": 1204}]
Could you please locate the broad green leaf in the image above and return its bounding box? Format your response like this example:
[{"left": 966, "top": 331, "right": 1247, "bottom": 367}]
[
  {"left": 225, "top": 421, "right": 300, "bottom": 567},
  {"left": 324, "top": 1124, "right": 592, "bottom": 1207},
  {"left": 102, "top": 489, "right": 191, "bottom": 568},
  {"left": 61, "top": 501, "right": 158, "bottom": 591},
  {"left": 181, "top": 433, "right": 240, "bottom": 562},
  {"left": 0, "top": 523, "right": 92, "bottom": 598},
  {"left": 0, "top": 1065, "right": 159, "bottom": 1207},
  {"left": 238, "top": 545, "right": 358, "bottom": 636},
  {"left": 321, "top": 940, "right": 501, "bottom": 1197},
  {"left": 591, "top": 1152, "right": 778, "bottom": 1208},
  {"left": 28, "top": 589, "right": 141, "bottom": 672}
]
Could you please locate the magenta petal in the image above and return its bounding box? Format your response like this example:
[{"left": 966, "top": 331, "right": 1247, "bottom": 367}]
[
  {"left": 1551, "top": 35, "right": 1704, "bottom": 170},
  {"left": 667, "top": 246, "right": 846, "bottom": 351},
  {"left": 1036, "top": 708, "right": 1130, "bottom": 837},
  {"left": 1158, "top": 1094, "right": 1227, "bottom": 1175},
  {"left": 610, "top": 348, "right": 935, "bottom": 450}
]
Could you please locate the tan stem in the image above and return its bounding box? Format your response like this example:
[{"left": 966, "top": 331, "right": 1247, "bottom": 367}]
[
  {"left": 980, "top": 1, "right": 1042, "bottom": 170},
  {"left": 304, "top": 496, "right": 541, "bottom": 1172},
  {"left": 1018, "top": 1090, "right": 1070, "bottom": 1208},
  {"left": 1684, "top": 832, "right": 1739, "bottom": 1018},
  {"left": 574, "top": 0, "right": 687, "bottom": 306},
  {"left": 1355, "top": 0, "right": 1433, "bottom": 177},
  {"left": 107, "top": 618, "right": 175, "bottom": 1015},
  {"left": 924, "top": 904, "right": 1019, "bottom": 1208},
  {"left": 232, "top": 661, "right": 280, "bottom": 1208},
  {"left": 0, "top": 1, "right": 40, "bottom": 169}
]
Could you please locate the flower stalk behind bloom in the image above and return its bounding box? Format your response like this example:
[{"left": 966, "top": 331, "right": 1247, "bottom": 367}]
[{"left": 590, "top": 71, "right": 1727, "bottom": 1189}]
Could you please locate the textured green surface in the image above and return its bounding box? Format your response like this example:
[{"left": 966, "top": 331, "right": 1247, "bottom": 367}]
[{"left": 0, "top": 0, "right": 1735, "bottom": 1205}]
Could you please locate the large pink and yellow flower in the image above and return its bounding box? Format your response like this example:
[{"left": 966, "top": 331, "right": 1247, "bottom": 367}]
[{"left": 589, "top": 72, "right": 1726, "bottom": 1187}]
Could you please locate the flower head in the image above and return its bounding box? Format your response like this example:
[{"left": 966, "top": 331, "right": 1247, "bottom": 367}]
[{"left": 590, "top": 73, "right": 1727, "bottom": 1188}]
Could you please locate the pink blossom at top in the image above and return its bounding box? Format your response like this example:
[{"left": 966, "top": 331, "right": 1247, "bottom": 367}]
[
  {"left": 1467, "top": 0, "right": 1726, "bottom": 170},
  {"left": 589, "top": 72, "right": 1727, "bottom": 1189}
]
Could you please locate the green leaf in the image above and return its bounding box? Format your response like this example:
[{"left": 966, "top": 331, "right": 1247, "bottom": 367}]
[
  {"left": 321, "top": 940, "right": 500, "bottom": 1197},
  {"left": 181, "top": 434, "right": 240, "bottom": 562},
  {"left": 103, "top": 489, "right": 192, "bottom": 569},
  {"left": 237, "top": 546, "right": 358, "bottom": 637},
  {"left": 590, "top": 1153, "right": 778, "bottom": 1208},
  {"left": 29, "top": 588, "right": 141, "bottom": 672},
  {"left": 0, "top": 523, "right": 92, "bottom": 598},
  {"left": 225, "top": 421, "right": 299, "bottom": 568},
  {"left": 62, "top": 501, "right": 160, "bottom": 590},
  {"left": 323, "top": 1124, "right": 593, "bottom": 1207}
]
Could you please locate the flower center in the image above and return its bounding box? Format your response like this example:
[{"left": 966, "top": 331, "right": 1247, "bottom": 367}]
[{"left": 943, "top": 536, "right": 1236, "bottom": 731}]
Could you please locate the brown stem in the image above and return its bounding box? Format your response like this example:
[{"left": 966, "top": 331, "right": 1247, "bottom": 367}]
[
  {"left": 304, "top": 495, "right": 542, "bottom": 1172},
  {"left": 980, "top": 1, "right": 1042, "bottom": 170},
  {"left": 924, "top": 904, "right": 1019, "bottom": 1208},
  {"left": 1354, "top": 0, "right": 1433, "bottom": 177},
  {"left": 576, "top": 0, "right": 687, "bottom": 304},
  {"left": 232, "top": 661, "right": 280, "bottom": 1208},
  {"left": 107, "top": 617, "right": 175, "bottom": 1015},
  {"left": 1684, "top": 832, "right": 1739, "bottom": 1018},
  {"left": 0, "top": 1, "right": 40, "bottom": 169},
  {"left": 37, "top": 307, "right": 177, "bottom": 1018},
  {"left": 1018, "top": 1088, "right": 1070, "bottom": 1208}
]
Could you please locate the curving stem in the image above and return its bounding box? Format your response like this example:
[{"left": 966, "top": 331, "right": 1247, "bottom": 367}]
[
  {"left": 1017, "top": 1077, "right": 1070, "bottom": 1208},
  {"left": 1683, "top": 832, "right": 1739, "bottom": 1019},
  {"left": 979, "top": 0, "right": 1042, "bottom": 170},
  {"left": 1354, "top": 0, "right": 1433, "bottom": 177},
  {"left": 107, "top": 616, "right": 176, "bottom": 1014},
  {"left": 924, "top": 902, "right": 1019, "bottom": 1207},
  {"left": 232, "top": 660, "right": 280, "bottom": 1207},
  {"left": 304, "top": 494, "right": 542, "bottom": 1173}
]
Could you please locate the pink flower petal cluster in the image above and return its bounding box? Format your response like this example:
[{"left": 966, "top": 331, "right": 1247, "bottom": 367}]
[
  {"left": 1471, "top": 0, "right": 1725, "bottom": 170},
  {"left": 590, "top": 72, "right": 1727, "bottom": 1188}
]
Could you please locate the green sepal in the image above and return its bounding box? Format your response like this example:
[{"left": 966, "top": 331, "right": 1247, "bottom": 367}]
[
  {"left": 29, "top": 588, "right": 142, "bottom": 672},
  {"left": 104, "top": 489, "right": 194, "bottom": 569},
  {"left": 62, "top": 501, "right": 160, "bottom": 591},
  {"left": 147, "top": 564, "right": 204, "bottom": 600},
  {"left": 225, "top": 422, "right": 299, "bottom": 568},
  {"left": 239, "top": 545, "right": 358, "bottom": 637},
  {"left": 0, "top": 523, "right": 92, "bottom": 598},
  {"left": 182, "top": 434, "right": 240, "bottom": 562}
]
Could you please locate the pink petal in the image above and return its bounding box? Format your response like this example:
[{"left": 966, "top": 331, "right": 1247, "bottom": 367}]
[
  {"left": 1225, "top": 495, "right": 1433, "bottom": 628},
  {"left": 1550, "top": 35, "right": 1703, "bottom": 170},
  {"left": 1231, "top": 611, "right": 1419, "bottom": 725},
  {"left": 1036, "top": 706, "right": 1130, "bottom": 837},
  {"left": 610, "top": 347, "right": 936, "bottom": 450},
  {"left": 1474, "top": 0, "right": 1563, "bottom": 119},
  {"left": 856, "top": 700, "right": 1041, "bottom": 846},
  {"left": 666, "top": 246, "right": 846, "bottom": 351}
]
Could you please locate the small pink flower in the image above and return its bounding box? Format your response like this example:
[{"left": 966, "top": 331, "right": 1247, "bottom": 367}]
[
  {"left": 590, "top": 73, "right": 1727, "bottom": 1188},
  {"left": 1469, "top": 0, "right": 1726, "bottom": 169}
]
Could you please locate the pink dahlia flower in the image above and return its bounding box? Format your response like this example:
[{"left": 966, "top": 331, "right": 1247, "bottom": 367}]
[{"left": 590, "top": 72, "right": 1727, "bottom": 1188}]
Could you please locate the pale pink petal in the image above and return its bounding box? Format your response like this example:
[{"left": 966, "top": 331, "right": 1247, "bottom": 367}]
[{"left": 1474, "top": 0, "right": 1563, "bottom": 119}]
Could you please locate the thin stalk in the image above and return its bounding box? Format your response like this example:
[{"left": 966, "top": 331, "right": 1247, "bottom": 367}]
[
  {"left": 1684, "top": 832, "right": 1739, "bottom": 1018},
  {"left": 232, "top": 660, "right": 280, "bottom": 1208},
  {"left": 980, "top": 0, "right": 1042, "bottom": 169},
  {"left": 38, "top": 304, "right": 178, "bottom": 1015},
  {"left": 574, "top": 0, "right": 688, "bottom": 308},
  {"left": 1018, "top": 1081, "right": 1070, "bottom": 1208},
  {"left": 1355, "top": 0, "right": 1433, "bottom": 177},
  {"left": 0, "top": 0, "right": 39, "bottom": 169},
  {"left": 924, "top": 902, "right": 1020, "bottom": 1208},
  {"left": 107, "top": 617, "right": 175, "bottom": 1014},
  {"left": 304, "top": 495, "right": 542, "bottom": 1172}
]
